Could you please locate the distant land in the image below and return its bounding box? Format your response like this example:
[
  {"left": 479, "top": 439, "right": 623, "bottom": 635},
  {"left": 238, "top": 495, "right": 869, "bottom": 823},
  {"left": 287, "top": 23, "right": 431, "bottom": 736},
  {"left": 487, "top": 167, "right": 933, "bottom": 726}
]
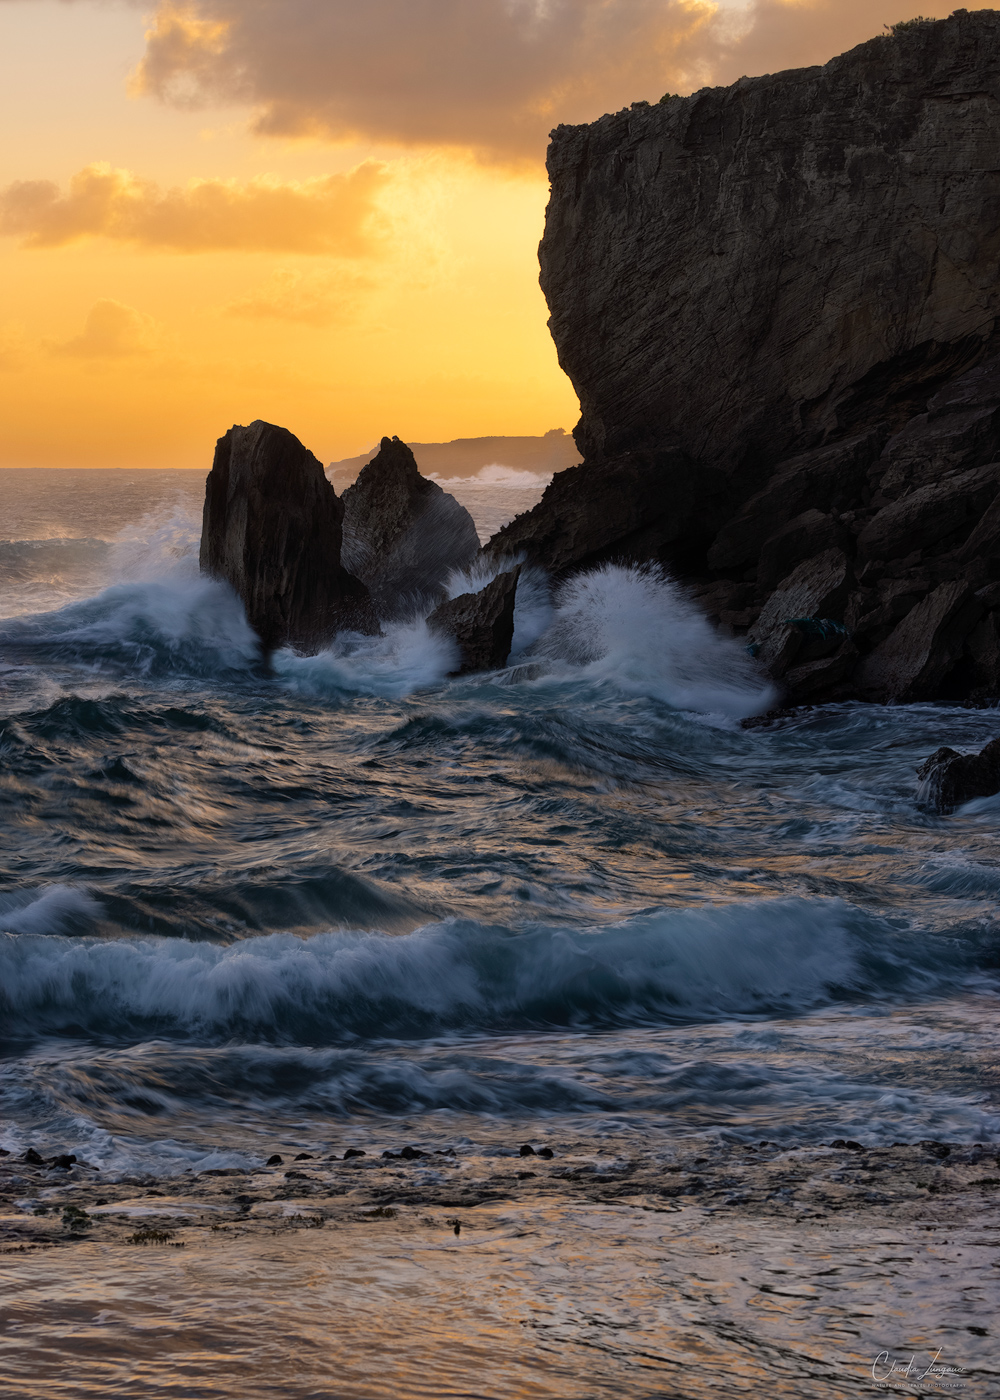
[{"left": 328, "top": 428, "right": 579, "bottom": 484}]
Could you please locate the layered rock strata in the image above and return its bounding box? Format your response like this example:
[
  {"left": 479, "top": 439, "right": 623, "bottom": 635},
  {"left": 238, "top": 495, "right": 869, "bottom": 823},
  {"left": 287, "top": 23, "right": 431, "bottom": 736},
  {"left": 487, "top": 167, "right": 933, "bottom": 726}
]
[
  {"left": 341, "top": 436, "right": 480, "bottom": 618},
  {"left": 200, "top": 420, "right": 376, "bottom": 653},
  {"left": 491, "top": 11, "right": 1000, "bottom": 703}
]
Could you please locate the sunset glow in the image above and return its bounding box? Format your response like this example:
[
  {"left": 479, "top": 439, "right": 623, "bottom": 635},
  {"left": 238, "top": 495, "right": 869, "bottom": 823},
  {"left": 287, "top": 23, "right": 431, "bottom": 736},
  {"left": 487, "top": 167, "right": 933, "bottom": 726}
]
[{"left": 1, "top": 0, "right": 950, "bottom": 468}]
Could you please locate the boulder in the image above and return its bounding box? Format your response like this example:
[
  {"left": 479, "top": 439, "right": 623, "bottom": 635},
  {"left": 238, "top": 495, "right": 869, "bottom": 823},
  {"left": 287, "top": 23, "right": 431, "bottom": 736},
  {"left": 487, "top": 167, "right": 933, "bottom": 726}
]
[
  {"left": 855, "top": 582, "right": 982, "bottom": 702},
  {"left": 200, "top": 420, "right": 376, "bottom": 653},
  {"left": 857, "top": 464, "right": 1000, "bottom": 561},
  {"left": 783, "top": 642, "right": 858, "bottom": 701},
  {"left": 916, "top": 736, "right": 1000, "bottom": 813},
  {"left": 752, "top": 550, "right": 852, "bottom": 642},
  {"left": 341, "top": 436, "right": 480, "bottom": 618},
  {"left": 427, "top": 567, "right": 521, "bottom": 674}
]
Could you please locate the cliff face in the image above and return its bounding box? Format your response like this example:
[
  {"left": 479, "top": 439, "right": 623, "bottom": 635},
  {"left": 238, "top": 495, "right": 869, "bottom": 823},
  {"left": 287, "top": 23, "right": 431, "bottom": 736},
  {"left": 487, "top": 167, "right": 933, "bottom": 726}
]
[
  {"left": 541, "top": 9, "right": 1000, "bottom": 480},
  {"left": 493, "top": 11, "right": 1000, "bottom": 704}
]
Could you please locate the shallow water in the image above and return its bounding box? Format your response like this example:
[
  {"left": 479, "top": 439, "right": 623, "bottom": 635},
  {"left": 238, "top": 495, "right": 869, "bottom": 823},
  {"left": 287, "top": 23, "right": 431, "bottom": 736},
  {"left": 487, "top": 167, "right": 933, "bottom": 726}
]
[{"left": 1, "top": 468, "right": 999, "bottom": 1396}]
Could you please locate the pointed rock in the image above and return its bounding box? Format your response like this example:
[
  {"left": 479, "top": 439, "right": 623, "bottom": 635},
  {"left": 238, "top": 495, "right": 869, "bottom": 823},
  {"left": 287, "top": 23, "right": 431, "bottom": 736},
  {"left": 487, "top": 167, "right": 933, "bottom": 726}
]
[
  {"left": 341, "top": 436, "right": 480, "bottom": 618},
  {"left": 428, "top": 567, "right": 521, "bottom": 674},
  {"left": 200, "top": 420, "right": 377, "bottom": 653}
]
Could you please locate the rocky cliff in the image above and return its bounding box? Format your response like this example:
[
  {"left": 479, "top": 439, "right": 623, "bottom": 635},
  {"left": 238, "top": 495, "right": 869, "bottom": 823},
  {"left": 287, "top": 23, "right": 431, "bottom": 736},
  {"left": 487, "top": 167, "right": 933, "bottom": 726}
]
[
  {"left": 491, "top": 10, "right": 1000, "bottom": 704},
  {"left": 200, "top": 420, "right": 375, "bottom": 654}
]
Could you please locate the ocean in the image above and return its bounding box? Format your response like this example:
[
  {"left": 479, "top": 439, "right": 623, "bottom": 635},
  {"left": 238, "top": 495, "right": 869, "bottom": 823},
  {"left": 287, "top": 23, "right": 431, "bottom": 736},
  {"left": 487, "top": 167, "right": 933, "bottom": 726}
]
[{"left": 1, "top": 466, "right": 999, "bottom": 1398}]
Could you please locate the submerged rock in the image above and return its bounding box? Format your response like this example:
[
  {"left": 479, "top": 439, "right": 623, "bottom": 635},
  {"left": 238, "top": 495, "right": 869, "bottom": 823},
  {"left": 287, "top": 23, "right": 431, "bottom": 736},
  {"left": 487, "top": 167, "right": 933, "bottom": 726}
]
[
  {"left": 341, "top": 437, "right": 480, "bottom": 618},
  {"left": 916, "top": 736, "right": 1000, "bottom": 813},
  {"left": 200, "top": 420, "right": 376, "bottom": 654},
  {"left": 427, "top": 567, "right": 521, "bottom": 674}
]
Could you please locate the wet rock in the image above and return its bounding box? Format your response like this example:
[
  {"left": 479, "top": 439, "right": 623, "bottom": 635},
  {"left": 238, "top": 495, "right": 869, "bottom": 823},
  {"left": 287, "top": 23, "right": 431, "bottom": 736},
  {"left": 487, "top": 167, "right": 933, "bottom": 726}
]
[
  {"left": 266, "top": 1154, "right": 283, "bottom": 1166},
  {"left": 343, "top": 1149, "right": 366, "bottom": 1160},
  {"left": 427, "top": 566, "right": 521, "bottom": 674},
  {"left": 341, "top": 436, "right": 480, "bottom": 618},
  {"left": 48, "top": 1154, "right": 77, "bottom": 1171},
  {"left": 855, "top": 582, "right": 982, "bottom": 702},
  {"left": 537, "top": 1147, "right": 554, "bottom": 1160},
  {"left": 519, "top": 1144, "right": 537, "bottom": 1157},
  {"left": 293, "top": 1153, "right": 313, "bottom": 1161},
  {"left": 753, "top": 552, "right": 853, "bottom": 642},
  {"left": 23, "top": 1149, "right": 43, "bottom": 1165},
  {"left": 916, "top": 736, "right": 1000, "bottom": 813},
  {"left": 783, "top": 641, "right": 858, "bottom": 700},
  {"left": 200, "top": 419, "right": 377, "bottom": 654},
  {"left": 399, "top": 1146, "right": 424, "bottom": 1160}
]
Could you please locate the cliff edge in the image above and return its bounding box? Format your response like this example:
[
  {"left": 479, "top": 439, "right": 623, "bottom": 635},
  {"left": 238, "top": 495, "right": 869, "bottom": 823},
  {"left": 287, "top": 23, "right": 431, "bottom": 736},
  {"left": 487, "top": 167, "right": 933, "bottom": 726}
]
[{"left": 491, "top": 10, "right": 1000, "bottom": 703}]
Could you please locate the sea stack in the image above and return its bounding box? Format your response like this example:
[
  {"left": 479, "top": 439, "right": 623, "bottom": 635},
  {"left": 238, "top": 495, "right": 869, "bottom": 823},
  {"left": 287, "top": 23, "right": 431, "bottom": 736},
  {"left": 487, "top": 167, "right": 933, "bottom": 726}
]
[
  {"left": 491, "top": 11, "right": 1000, "bottom": 704},
  {"left": 200, "top": 419, "right": 376, "bottom": 653},
  {"left": 341, "top": 436, "right": 481, "bottom": 618}
]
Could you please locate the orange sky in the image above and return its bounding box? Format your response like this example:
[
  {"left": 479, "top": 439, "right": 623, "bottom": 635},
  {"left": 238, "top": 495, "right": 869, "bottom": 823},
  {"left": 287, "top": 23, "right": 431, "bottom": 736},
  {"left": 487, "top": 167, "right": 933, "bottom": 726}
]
[{"left": 0, "top": 0, "right": 952, "bottom": 468}]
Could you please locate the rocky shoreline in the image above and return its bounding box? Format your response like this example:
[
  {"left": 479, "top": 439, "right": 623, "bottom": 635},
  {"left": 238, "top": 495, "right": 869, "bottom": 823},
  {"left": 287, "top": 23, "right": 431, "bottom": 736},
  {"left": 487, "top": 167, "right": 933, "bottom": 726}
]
[{"left": 4, "top": 1136, "right": 999, "bottom": 1255}]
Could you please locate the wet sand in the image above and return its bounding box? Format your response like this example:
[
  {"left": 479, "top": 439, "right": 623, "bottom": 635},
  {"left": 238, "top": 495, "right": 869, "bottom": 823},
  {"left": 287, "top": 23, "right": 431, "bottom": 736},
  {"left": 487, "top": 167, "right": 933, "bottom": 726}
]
[{"left": 2, "top": 1137, "right": 998, "bottom": 1398}]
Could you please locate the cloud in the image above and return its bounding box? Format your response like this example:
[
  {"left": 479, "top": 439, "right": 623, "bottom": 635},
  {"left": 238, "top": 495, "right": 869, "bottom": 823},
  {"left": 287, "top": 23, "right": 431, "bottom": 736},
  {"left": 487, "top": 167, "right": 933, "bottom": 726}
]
[
  {"left": 130, "top": 0, "right": 718, "bottom": 159},
  {"left": 707, "top": 0, "right": 950, "bottom": 87},
  {"left": 224, "top": 267, "right": 375, "bottom": 324},
  {"left": 0, "top": 160, "right": 387, "bottom": 253},
  {"left": 125, "top": 0, "right": 952, "bottom": 159},
  {"left": 49, "top": 300, "right": 160, "bottom": 358}
]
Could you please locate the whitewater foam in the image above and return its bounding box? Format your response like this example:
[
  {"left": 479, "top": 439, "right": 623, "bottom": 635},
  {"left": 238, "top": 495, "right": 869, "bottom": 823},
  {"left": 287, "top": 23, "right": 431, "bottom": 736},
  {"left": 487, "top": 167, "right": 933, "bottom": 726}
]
[{"left": 0, "top": 898, "right": 965, "bottom": 1044}]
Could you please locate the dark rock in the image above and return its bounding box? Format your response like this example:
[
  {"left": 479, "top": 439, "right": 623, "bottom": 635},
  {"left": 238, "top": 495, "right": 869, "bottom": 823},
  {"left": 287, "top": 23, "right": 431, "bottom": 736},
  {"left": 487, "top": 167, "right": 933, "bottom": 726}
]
[
  {"left": 541, "top": 11, "right": 1000, "bottom": 500},
  {"left": 750, "top": 552, "right": 854, "bottom": 679},
  {"left": 537, "top": 1147, "right": 554, "bottom": 1160},
  {"left": 293, "top": 1153, "right": 313, "bottom": 1161},
  {"left": 343, "top": 1148, "right": 366, "bottom": 1160},
  {"left": 519, "top": 1144, "right": 537, "bottom": 1157},
  {"left": 966, "top": 611, "right": 1000, "bottom": 694},
  {"left": 23, "top": 1149, "right": 44, "bottom": 1165},
  {"left": 919, "top": 1140, "right": 952, "bottom": 1159},
  {"left": 399, "top": 1146, "right": 424, "bottom": 1160},
  {"left": 486, "top": 12, "right": 1000, "bottom": 705},
  {"left": 200, "top": 419, "right": 376, "bottom": 653},
  {"left": 857, "top": 464, "right": 1000, "bottom": 561},
  {"left": 487, "top": 449, "right": 705, "bottom": 577},
  {"left": 284, "top": 1170, "right": 309, "bottom": 1179},
  {"left": 916, "top": 736, "right": 1000, "bottom": 813},
  {"left": 757, "top": 512, "right": 846, "bottom": 594},
  {"left": 381, "top": 1150, "right": 398, "bottom": 1159},
  {"left": 783, "top": 642, "right": 858, "bottom": 700},
  {"left": 266, "top": 1154, "right": 283, "bottom": 1166},
  {"left": 707, "top": 435, "right": 881, "bottom": 573},
  {"left": 341, "top": 436, "right": 480, "bottom": 617},
  {"left": 855, "top": 582, "right": 982, "bottom": 701},
  {"left": 427, "top": 567, "right": 521, "bottom": 673},
  {"left": 845, "top": 1141, "right": 864, "bottom": 1153},
  {"left": 48, "top": 1154, "right": 77, "bottom": 1170}
]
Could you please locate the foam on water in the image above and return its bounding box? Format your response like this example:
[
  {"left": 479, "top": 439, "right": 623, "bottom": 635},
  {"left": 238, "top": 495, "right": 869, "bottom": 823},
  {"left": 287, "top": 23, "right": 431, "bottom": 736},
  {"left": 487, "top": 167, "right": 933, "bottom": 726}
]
[{"left": 0, "top": 897, "right": 975, "bottom": 1045}]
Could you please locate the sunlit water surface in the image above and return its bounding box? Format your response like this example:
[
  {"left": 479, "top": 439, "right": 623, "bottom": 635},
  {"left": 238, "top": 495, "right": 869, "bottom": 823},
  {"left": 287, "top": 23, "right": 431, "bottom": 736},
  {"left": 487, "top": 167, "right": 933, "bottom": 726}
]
[{"left": 1, "top": 467, "right": 998, "bottom": 1397}]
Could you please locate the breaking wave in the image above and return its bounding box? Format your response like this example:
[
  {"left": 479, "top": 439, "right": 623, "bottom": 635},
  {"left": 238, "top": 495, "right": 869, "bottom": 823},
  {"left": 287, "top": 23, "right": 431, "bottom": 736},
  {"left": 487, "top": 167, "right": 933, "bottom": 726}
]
[{"left": 0, "top": 898, "right": 971, "bottom": 1045}]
